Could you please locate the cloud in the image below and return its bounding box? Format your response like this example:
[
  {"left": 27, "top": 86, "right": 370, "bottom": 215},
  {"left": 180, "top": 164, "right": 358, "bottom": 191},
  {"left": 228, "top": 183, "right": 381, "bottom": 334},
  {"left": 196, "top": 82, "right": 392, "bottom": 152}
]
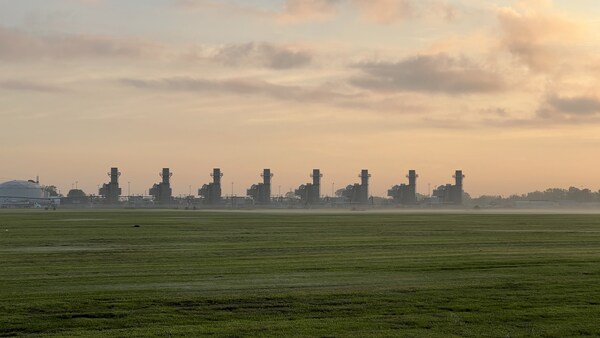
[
  {"left": 352, "top": 0, "right": 413, "bottom": 24},
  {"left": 352, "top": 0, "right": 460, "bottom": 24},
  {"left": 0, "top": 25, "right": 310, "bottom": 70},
  {"left": 278, "top": 0, "right": 341, "bottom": 23},
  {"left": 119, "top": 76, "right": 354, "bottom": 102},
  {"left": 538, "top": 94, "right": 600, "bottom": 119},
  {"left": 280, "top": 0, "right": 458, "bottom": 24},
  {"left": 0, "top": 80, "right": 64, "bottom": 93},
  {"left": 175, "top": 0, "right": 272, "bottom": 18},
  {"left": 496, "top": 1, "right": 582, "bottom": 72},
  {"left": 351, "top": 54, "right": 506, "bottom": 94},
  {"left": 214, "top": 42, "right": 312, "bottom": 69},
  {"left": 0, "top": 25, "right": 159, "bottom": 61}
]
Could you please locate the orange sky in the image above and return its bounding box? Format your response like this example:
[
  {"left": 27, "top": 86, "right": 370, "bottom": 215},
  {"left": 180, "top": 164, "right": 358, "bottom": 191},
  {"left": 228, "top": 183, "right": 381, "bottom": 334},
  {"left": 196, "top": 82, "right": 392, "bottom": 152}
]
[{"left": 1, "top": 0, "right": 600, "bottom": 197}]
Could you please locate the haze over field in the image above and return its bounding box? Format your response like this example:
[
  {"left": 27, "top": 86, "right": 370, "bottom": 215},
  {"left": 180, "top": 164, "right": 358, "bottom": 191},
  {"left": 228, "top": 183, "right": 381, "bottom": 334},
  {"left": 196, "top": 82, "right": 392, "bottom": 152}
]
[{"left": 1, "top": 0, "right": 599, "bottom": 197}]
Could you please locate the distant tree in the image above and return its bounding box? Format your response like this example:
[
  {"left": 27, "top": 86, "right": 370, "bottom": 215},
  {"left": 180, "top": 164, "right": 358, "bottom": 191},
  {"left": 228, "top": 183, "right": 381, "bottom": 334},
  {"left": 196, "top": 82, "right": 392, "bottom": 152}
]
[
  {"left": 42, "top": 185, "right": 59, "bottom": 197},
  {"left": 67, "top": 189, "right": 86, "bottom": 198}
]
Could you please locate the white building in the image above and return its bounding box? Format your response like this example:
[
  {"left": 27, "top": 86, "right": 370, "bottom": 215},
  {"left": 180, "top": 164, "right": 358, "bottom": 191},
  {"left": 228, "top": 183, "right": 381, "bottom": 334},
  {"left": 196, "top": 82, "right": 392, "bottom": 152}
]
[{"left": 0, "top": 180, "right": 47, "bottom": 207}]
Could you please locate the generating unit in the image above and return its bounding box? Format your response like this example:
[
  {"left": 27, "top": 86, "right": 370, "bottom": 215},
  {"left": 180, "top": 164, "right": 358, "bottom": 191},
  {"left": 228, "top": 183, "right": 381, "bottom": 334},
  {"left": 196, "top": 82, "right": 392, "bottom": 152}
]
[
  {"left": 149, "top": 168, "right": 173, "bottom": 204},
  {"left": 99, "top": 167, "right": 121, "bottom": 204},
  {"left": 388, "top": 170, "right": 418, "bottom": 205},
  {"left": 432, "top": 170, "right": 465, "bottom": 205},
  {"left": 199, "top": 168, "right": 223, "bottom": 205},
  {"left": 247, "top": 169, "right": 272, "bottom": 204},
  {"left": 295, "top": 169, "right": 322, "bottom": 206},
  {"left": 341, "top": 169, "right": 370, "bottom": 204}
]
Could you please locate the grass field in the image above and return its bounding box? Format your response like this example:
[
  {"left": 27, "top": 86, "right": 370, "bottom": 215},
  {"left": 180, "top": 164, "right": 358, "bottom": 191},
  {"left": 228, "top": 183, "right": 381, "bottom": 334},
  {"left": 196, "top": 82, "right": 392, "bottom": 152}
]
[{"left": 1, "top": 210, "right": 600, "bottom": 337}]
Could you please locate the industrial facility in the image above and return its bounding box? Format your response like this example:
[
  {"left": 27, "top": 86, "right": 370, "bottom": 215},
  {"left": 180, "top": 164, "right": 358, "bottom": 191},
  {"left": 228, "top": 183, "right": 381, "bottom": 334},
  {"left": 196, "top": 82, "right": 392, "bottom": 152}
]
[
  {"left": 247, "top": 169, "right": 272, "bottom": 204},
  {"left": 295, "top": 169, "right": 322, "bottom": 206},
  {"left": 388, "top": 170, "right": 418, "bottom": 205},
  {"left": 1, "top": 167, "right": 473, "bottom": 209},
  {"left": 149, "top": 168, "right": 173, "bottom": 205},
  {"left": 99, "top": 168, "right": 121, "bottom": 204},
  {"left": 340, "top": 170, "right": 371, "bottom": 204},
  {"left": 432, "top": 170, "right": 465, "bottom": 205},
  {"left": 199, "top": 168, "right": 223, "bottom": 205}
]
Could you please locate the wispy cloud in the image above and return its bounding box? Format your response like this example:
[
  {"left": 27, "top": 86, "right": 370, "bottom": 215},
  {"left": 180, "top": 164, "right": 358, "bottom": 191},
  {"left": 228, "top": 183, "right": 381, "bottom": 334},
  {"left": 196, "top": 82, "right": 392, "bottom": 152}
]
[
  {"left": 352, "top": 0, "right": 414, "bottom": 24},
  {"left": 0, "top": 25, "right": 160, "bottom": 61},
  {"left": 278, "top": 0, "right": 340, "bottom": 23},
  {"left": 214, "top": 42, "right": 312, "bottom": 69},
  {"left": 175, "top": 0, "right": 273, "bottom": 19},
  {"left": 0, "top": 80, "right": 64, "bottom": 93},
  {"left": 496, "top": 0, "right": 582, "bottom": 72},
  {"left": 351, "top": 54, "right": 506, "bottom": 94},
  {"left": 177, "top": 0, "right": 458, "bottom": 24},
  {"left": 119, "top": 76, "right": 354, "bottom": 102}
]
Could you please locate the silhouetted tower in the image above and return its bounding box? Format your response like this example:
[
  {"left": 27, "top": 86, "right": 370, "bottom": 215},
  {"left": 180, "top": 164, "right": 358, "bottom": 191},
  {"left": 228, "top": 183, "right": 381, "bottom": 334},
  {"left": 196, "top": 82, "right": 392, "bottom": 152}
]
[
  {"left": 407, "top": 170, "right": 417, "bottom": 204},
  {"left": 149, "top": 168, "right": 173, "bottom": 204},
  {"left": 453, "top": 170, "right": 465, "bottom": 205},
  {"left": 388, "top": 170, "right": 418, "bottom": 205},
  {"left": 199, "top": 168, "right": 223, "bottom": 205},
  {"left": 261, "top": 169, "right": 272, "bottom": 203},
  {"left": 295, "top": 169, "right": 323, "bottom": 205},
  {"left": 311, "top": 169, "right": 322, "bottom": 202},
  {"left": 359, "top": 169, "right": 370, "bottom": 204},
  {"left": 247, "top": 169, "right": 273, "bottom": 204},
  {"left": 211, "top": 168, "right": 222, "bottom": 200},
  {"left": 99, "top": 167, "right": 121, "bottom": 204},
  {"left": 341, "top": 169, "right": 371, "bottom": 204},
  {"left": 432, "top": 170, "right": 465, "bottom": 205}
]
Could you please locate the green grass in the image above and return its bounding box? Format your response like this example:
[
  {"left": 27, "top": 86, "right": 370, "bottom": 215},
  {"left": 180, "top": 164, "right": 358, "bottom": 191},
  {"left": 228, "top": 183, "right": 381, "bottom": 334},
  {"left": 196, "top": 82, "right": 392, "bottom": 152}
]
[{"left": 1, "top": 210, "right": 600, "bottom": 337}]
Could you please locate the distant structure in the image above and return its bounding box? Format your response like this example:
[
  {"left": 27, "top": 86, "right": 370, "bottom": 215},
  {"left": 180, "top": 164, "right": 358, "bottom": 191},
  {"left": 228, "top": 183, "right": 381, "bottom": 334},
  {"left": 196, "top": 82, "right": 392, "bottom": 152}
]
[
  {"left": 247, "top": 169, "right": 272, "bottom": 204},
  {"left": 99, "top": 167, "right": 121, "bottom": 204},
  {"left": 388, "top": 170, "right": 418, "bottom": 205},
  {"left": 0, "top": 179, "right": 46, "bottom": 208},
  {"left": 149, "top": 168, "right": 173, "bottom": 204},
  {"left": 295, "top": 169, "right": 322, "bottom": 206},
  {"left": 341, "top": 169, "right": 370, "bottom": 204},
  {"left": 432, "top": 170, "right": 464, "bottom": 205},
  {"left": 199, "top": 168, "right": 223, "bottom": 205}
]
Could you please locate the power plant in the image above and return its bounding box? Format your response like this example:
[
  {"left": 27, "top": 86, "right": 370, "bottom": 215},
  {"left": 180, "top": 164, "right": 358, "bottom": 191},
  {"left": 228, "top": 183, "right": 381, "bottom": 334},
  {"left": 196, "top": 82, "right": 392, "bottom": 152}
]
[
  {"left": 247, "top": 169, "right": 272, "bottom": 204},
  {"left": 388, "top": 170, "right": 418, "bottom": 205},
  {"left": 340, "top": 170, "right": 370, "bottom": 204},
  {"left": 295, "top": 169, "right": 322, "bottom": 206},
  {"left": 99, "top": 167, "right": 121, "bottom": 204},
  {"left": 199, "top": 168, "right": 222, "bottom": 205},
  {"left": 4, "top": 166, "right": 472, "bottom": 209},
  {"left": 432, "top": 170, "right": 464, "bottom": 205},
  {"left": 149, "top": 168, "right": 173, "bottom": 204}
]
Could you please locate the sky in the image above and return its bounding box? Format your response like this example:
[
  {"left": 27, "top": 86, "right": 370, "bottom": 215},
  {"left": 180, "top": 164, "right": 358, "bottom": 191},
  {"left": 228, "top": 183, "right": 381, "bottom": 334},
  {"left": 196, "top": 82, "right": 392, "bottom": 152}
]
[{"left": 1, "top": 0, "right": 600, "bottom": 198}]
